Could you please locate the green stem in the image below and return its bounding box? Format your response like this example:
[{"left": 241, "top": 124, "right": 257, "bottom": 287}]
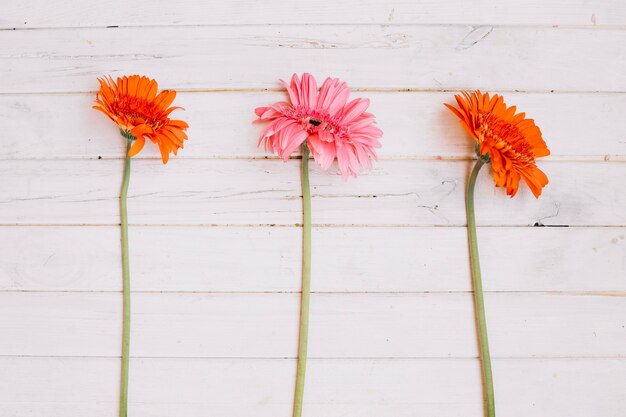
[
  {"left": 293, "top": 144, "right": 312, "bottom": 417},
  {"left": 119, "top": 140, "right": 132, "bottom": 417},
  {"left": 466, "top": 158, "right": 495, "bottom": 417}
]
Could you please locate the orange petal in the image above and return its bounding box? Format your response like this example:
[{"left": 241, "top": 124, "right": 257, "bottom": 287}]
[
  {"left": 132, "top": 123, "right": 154, "bottom": 139},
  {"left": 155, "top": 90, "right": 176, "bottom": 109},
  {"left": 161, "top": 129, "right": 183, "bottom": 147},
  {"left": 128, "top": 136, "right": 146, "bottom": 157},
  {"left": 158, "top": 143, "right": 170, "bottom": 164},
  {"left": 128, "top": 75, "right": 138, "bottom": 97},
  {"left": 169, "top": 119, "right": 189, "bottom": 129},
  {"left": 146, "top": 80, "right": 158, "bottom": 101}
]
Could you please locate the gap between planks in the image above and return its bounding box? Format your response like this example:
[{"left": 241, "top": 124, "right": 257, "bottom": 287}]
[
  {"left": 0, "top": 289, "right": 624, "bottom": 296},
  {"left": 2, "top": 88, "right": 626, "bottom": 95},
  {"left": 0, "top": 354, "right": 623, "bottom": 360},
  {"left": 2, "top": 23, "right": 626, "bottom": 32},
  {"left": 0, "top": 224, "right": 622, "bottom": 228}
]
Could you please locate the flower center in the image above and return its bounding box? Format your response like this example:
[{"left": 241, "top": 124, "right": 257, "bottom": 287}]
[
  {"left": 478, "top": 114, "right": 534, "bottom": 166},
  {"left": 283, "top": 105, "right": 351, "bottom": 141},
  {"left": 113, "top": 96, "right": 168, "bottom": 130}
]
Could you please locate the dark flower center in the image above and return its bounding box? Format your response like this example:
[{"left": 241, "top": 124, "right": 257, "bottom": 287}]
[{"left": 309, "top": 119, "right": 322, "bottom": 126}]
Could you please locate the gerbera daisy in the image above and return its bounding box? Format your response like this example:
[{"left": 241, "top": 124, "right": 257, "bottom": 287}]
[
  {"left": 255, "top": 73, "right": 383, "bottom": 178},
  {"left": 93, "top": 75, "right": 189, "bottom": 164},
  {"left": 93, "top": 74, "right": 189, "bottom": 417},
  {"left": 443, "top": 91, "right": 551, "bottom": 417},
  {"left": 445, "top": 90, "right": 550, "bottom": 197},
  {"left": 254, "top": 73, "right": 382, "bottom": 417}
]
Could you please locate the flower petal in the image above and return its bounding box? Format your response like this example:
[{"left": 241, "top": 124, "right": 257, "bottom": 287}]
[{"left": 127, "top": 136, "right": 146, "bottom": 158}]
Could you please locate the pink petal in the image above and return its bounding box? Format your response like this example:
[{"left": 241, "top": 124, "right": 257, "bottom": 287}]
[
  {"left": 256, "top": 104, "right": 289, "bottom": 120},
  {"left": 354, "top": 143, "right": 374, "bottom": 169},
  {"left": 350, "top": 134, "right": 382, "bottom": 150},
  {"left": 255, "top": 106, "right": 269, "bottom": 117},
  {"left": 340, "top": 98, "right": 370, "bottom": 124},
  {"left": 290, "top": 74, "right": 302, "bottom": 104},
  {"left": 279, "top": 128, "right": 309, "bottom": 161},
  {"left": 351, "top": 123, "right": 383, "bottom": 140},
  {"left": 348, "top": 114, "right": 378, "bottom": 131},
  {"left": 336, "top": 142, "right": 359, "bottom": 179},
  {"left": 280, "top": 75, "right": 300, "bottom": 106},
  {"left": 308, "top": 134, "right": 336, "bottom": 171},
  {"left": 300, "top": 73, "right": 318, "bottom": 108},
  {"left": 259, "top": 117, "right": 295, "bottom": 142},
  {"left": 317, "top": 77, "right": 350, "bottom": 117},
  {"left": 318, "top": 128, "right": 334, "bottom": 143}
]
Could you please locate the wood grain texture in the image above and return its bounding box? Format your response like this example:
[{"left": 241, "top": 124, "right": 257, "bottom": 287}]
[
  {"left": 1, "top": 26, "right": 625, "bottom": 93},
  {"left": 3, "top": 0, "right": 626, "bottom": 28},
  {"left": 1, "top": 92, "right": 625, "bottom": 160},
  {"left": 1, "top": 357, "right": 625, "bottom": 417},
  {"left": 1, "top": 226, "right": 624, "bottom": 293},
  {"left": 1, "top": 292, "right": 625, "bottom": 358},
  {"left": 1, "top": 159, "right": 623, "bottom": 226}
]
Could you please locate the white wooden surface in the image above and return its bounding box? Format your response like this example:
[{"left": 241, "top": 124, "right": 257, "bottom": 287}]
[{"left": 1, "top": 2, "right": 625, "bottom": 416}]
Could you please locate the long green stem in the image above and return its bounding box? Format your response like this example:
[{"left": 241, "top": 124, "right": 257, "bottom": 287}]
[
  {"left": 466, "top": 158, "right": 495, "bottom": 417},
  {"left": 293, "top": 144, "right": 312, "bottom": 417},
  {"left": 119, "top": 139, "right": 132, "bottom": 417}
]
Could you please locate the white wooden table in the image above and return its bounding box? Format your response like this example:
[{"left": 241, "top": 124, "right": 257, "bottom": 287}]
[{"left": 1, "top": 2, "right": 625, "bottom": 416}]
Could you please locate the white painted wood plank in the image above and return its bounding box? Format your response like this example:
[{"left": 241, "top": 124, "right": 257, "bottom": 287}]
[
  {"left": 3, "top": 0, "right": 625, "bottom": 28},
  {"left": 1, "top": 292, "right": 624, "bottom": 358},
  {"left": 1, "top": 357, "right": 625, "bottom": 417},
  {"left": 1, "top": 26, "right": 624, "bottom": 93},
  {"left": 1, "top": 159, "right": 624, "bottom": 226},
  {"left": 2, "top": 92, "right": 625, "bottom": 160},
  {"left": 1, "top": 226, "right": 624, "bottom": 293}
]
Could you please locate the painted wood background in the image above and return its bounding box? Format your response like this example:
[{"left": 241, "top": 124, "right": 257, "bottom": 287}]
[{"left": 1, "top": 1, "right": 625, "bottom": 416}]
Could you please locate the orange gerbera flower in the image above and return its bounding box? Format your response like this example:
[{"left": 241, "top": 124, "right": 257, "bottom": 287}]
[
  {"left": 93, "top": 75, "right": 189, "bottom": 164},
  {"left": 445, "top": 91, "right": 550, "bottom": 198}
]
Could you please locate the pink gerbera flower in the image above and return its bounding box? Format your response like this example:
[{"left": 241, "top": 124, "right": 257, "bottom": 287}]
[{"left": 254, "top": 73, "right": 383, "bottom": 178}]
